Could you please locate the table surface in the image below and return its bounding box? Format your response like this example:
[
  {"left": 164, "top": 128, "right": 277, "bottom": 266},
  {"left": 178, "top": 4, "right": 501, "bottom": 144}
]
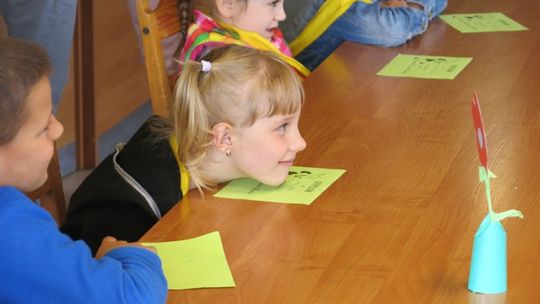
[{"left": 141, "top": 1, "right": 540, "bottom": 303}]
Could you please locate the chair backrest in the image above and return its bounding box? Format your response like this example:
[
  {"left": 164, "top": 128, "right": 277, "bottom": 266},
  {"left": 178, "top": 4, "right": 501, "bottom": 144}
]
[
  {"left": 25, "top": 144, "right": 66, "bottom": 225},
  {"left": 136, "top": 0, "right": 183, "bottom": 117}
]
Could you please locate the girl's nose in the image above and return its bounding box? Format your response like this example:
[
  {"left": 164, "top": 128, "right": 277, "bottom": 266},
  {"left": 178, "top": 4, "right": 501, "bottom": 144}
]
[
  {"left": 275, "top": 3, "right": 286, "bottom": 22},
  {"left": 290, "top": 129, "right": 307, "bottom": 152}
]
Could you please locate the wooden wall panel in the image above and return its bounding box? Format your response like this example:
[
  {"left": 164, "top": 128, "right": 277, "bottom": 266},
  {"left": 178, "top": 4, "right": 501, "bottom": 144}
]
[
  {"left": 56, "top": 53, "right": 76, "bottom": 148},
  {"left": 0, "top": 16, "right": 6, "bottom": 35},
  {"left": 93, "top": 0, "right": 150, "bottom": 136}
]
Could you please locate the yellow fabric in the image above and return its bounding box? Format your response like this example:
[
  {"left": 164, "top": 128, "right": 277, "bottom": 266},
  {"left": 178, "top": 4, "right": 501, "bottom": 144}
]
[
  {"left": 216, "top": 21, "right": 311, "bottom": 78},
  {"left": 169, "top": 136, "right": 190, "bottom": 196},
  {"left": 289, "top": 0, "right": 373, "bottom": 56}
]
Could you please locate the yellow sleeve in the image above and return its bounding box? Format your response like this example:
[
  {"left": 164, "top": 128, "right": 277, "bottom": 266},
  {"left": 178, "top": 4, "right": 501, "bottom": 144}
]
[
  {"left": 169, "top": 136, "right": 191, "bottom": 196},
  {"left": 289, "top": 0, "right": 373, "bottom": 56}
]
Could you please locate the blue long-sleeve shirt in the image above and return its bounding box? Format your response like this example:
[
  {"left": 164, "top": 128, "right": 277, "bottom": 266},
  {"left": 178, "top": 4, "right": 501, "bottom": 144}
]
[{"left": 0, "top": 186, "right": 167, "bottom": 303}]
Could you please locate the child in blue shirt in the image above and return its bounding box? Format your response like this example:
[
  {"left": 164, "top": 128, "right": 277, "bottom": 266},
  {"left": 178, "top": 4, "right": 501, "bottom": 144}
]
[
  {"left": 281, "top": 0, "right": 447, "bottom": 71},
  {"left": 0, "top": 36, "right": 167, "bottom": 304}
]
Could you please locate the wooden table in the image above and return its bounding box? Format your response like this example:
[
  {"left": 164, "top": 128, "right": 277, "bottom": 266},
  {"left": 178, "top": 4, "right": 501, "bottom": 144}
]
[{"left": 142, "top": 1, "right": 540, "bottom": 302}]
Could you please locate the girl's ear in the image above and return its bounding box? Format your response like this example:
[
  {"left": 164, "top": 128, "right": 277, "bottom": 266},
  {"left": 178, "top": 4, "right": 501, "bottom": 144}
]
[
  {"left": 215, "top": 0, "right": 237, "bottom": 19},
  {"left": 211, "top": 122, "right": 233, "bottom": 153}
]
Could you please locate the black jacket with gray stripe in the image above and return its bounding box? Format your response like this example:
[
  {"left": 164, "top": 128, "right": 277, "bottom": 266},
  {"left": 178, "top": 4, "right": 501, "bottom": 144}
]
[{"left": 60, "top": 117, "right": 182, "bottom": 255}]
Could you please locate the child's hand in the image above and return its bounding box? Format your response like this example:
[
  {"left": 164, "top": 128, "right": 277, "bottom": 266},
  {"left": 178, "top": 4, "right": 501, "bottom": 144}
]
[{"left": 95, "top": 236, "right": 157, "bottom": 259}]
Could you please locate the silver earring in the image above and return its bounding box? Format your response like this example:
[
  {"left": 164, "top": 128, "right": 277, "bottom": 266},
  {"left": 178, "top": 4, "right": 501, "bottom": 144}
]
[{"left": 226, "top": 150, "right": 231, "bottom": 157}]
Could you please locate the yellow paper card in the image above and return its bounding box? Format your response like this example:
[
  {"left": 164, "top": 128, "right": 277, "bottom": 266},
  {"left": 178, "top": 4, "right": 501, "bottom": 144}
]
[
  {"left": 377, "top": 54, "right": 472, "bottom": 80},
  {"left": 143, "top": 231, "right": 235, "bottom": 290},
  {"left": 440, "top": 13, "right": 528, "bottom": 33},
  {"left": 214, "top": 166, "right": 346, "bottom": 205}
]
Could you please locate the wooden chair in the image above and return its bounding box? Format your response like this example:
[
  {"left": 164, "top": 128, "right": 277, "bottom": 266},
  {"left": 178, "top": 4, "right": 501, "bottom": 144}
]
[
  {"left": 26, "top": 144, "right": 66, "bottom": 225},
  {"left": 135, "top": 0, "right": 184, "bottom": 117}
]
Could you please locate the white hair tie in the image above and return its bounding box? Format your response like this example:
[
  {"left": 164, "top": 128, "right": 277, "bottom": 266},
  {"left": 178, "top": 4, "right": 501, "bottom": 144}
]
[{"left": 201, "top": 60, "right": 212, "bottom": 72}]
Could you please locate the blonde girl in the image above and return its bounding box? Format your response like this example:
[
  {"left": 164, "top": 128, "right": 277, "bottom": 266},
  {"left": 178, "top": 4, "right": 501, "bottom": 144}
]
[{"left": 62, "top": 45, "right": 307, "bottom": 254}]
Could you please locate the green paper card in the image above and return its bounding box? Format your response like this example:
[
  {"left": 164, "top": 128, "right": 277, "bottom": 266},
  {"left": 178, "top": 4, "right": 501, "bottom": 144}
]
[
  {"left": 377, "top": 54, "right": 472, "bottom": 80},
  {"left": 143, "top": 231, "right": 235, "bottom": 290},
  {"left": 214, "top": 166, "right": 346, "bottom": 205},
  {"left": 440, "top": 13, "right": 528, "bottom": 33}
]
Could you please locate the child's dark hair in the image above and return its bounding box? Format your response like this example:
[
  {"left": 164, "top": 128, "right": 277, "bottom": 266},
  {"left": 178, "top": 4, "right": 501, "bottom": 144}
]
[
  {"left": 176, "top": 0, "right": 194, "bottom": 48},
  {"left": 176, "top": 0, "right": 224, "bottom": 49},
  {"left": 0, "top": 37, "right": 51, "bottom": 145}
]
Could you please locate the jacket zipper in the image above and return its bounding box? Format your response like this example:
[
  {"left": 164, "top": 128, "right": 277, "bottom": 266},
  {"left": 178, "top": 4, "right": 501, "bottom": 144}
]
[{"left": 112, "top": 143, "right": 162, "bottom": 219}]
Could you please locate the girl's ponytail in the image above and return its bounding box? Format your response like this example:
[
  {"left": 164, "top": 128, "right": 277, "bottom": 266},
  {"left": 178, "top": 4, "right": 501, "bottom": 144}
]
[{"left": 173, "top": 60, "right": 212, "bottom": 189}]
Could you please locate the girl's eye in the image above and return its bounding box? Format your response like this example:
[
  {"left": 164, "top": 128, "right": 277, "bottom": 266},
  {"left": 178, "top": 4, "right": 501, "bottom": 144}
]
[
  {"left": 277, "top": 122, "right": 288, "bottom": 132},
  {"left": 270, "top": 0, "right": 279, "bottom": 7}
]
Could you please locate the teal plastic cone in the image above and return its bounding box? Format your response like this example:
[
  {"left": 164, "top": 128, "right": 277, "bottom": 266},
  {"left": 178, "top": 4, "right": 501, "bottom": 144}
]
[{"left": 468, "top": 214, "right": 507, "bottom": 294}]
